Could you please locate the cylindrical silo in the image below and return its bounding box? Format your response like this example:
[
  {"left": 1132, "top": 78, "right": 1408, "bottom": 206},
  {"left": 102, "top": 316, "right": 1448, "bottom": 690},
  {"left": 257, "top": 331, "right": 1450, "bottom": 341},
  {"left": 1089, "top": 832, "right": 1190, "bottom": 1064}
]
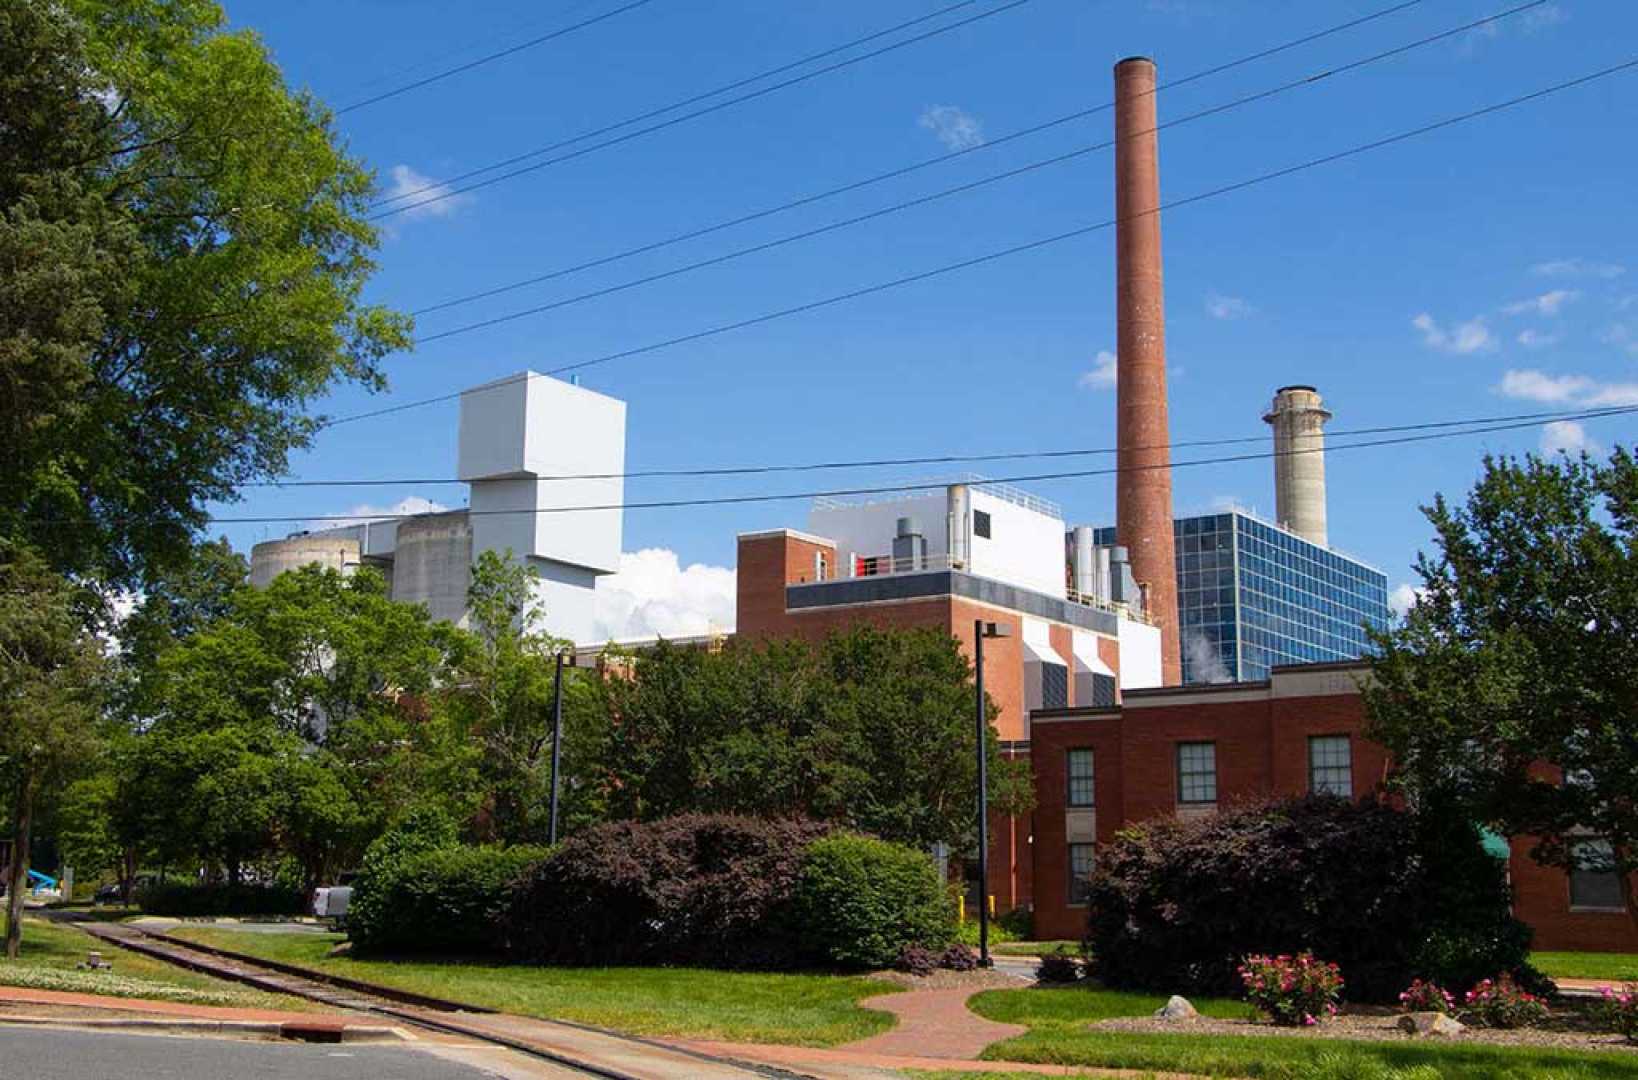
[{"left": 1263, "top": 385, "right": 1333, "bottom": 547}]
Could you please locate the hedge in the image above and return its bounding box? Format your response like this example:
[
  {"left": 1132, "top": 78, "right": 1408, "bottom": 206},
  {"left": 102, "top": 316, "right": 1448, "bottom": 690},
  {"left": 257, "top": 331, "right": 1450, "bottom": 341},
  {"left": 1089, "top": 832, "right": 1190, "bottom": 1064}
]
[
  {"left": 508, "top": 814, "right": 832, "bottom": 968},
  {"left": 136, "top": 882, "right": 305, "bottom": 917},
  {"left": 346, "top": 807, "right": 459, "bottom": 952},
  {"left": 347, "top": 844, "right": 552, "bottom": 955},
  {"left": 793, "top": 833, "right": 952, "bottom": 968},
  {"left": 1084, "top": 795, "right": 1541, "bottom": 1002}
]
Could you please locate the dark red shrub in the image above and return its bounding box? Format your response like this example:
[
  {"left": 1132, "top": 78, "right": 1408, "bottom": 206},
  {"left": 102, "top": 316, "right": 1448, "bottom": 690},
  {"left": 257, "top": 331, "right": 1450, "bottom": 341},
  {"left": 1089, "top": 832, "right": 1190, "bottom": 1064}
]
[{"left": 507, "top": 814, "right": 831, "bottom": 967}]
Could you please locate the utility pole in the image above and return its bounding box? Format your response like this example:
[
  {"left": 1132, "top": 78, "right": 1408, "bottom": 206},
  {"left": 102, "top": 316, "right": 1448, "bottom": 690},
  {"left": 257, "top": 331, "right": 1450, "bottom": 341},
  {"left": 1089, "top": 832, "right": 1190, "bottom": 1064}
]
[
  {"left": 548, "top": 650, "right": 566, "bottom": 845},
  {"left": 973, "top": 620, "right": 1010, "bottom": 968}
]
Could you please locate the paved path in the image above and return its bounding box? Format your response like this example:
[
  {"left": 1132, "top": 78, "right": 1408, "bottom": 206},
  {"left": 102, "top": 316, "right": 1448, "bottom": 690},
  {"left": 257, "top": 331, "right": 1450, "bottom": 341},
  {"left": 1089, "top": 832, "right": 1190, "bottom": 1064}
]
[
  {"left": 842, "top": 986, "right": 1027, "bottom": 1060},
  {"left": 0, "top": 984, "right": 344, "bottom": 1023},
  {"left": 676, "top": 1039, "right": 1193, "bottom": 1078}
]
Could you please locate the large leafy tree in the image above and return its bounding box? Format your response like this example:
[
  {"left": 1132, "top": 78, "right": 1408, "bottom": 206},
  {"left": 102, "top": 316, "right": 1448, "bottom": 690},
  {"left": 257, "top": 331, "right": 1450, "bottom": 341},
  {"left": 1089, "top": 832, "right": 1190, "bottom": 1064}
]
[
  {"left": 2, "top": 0, "right": 410, "bottom": 586},
  {"left": 581, "top": 626, "right": 1034, "bottom": 852},
  {"left": 1365, "top": 448, "right": 1638, "bottom": 933},
  {"left": 0, "top": 548, "right": 106, "bottom": 957}
]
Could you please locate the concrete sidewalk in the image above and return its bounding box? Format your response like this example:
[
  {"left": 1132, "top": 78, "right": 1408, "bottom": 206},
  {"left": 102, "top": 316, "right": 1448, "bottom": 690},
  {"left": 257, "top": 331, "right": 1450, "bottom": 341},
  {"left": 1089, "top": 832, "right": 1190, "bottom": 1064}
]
[{"left": 0, "top": 986, "right": 401, "bottom": 1042}]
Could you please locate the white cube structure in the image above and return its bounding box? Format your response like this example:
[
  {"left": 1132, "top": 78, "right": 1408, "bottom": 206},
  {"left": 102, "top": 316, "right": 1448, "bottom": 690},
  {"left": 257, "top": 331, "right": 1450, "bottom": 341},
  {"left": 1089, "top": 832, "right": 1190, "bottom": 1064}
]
[{"left": 459, "top": 373, "right": 625, "bottom": 642}]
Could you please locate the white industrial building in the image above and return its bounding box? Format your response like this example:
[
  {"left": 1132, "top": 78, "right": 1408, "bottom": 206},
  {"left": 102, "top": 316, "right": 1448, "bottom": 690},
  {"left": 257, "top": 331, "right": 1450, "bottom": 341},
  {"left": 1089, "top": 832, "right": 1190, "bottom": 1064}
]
[{"left": 251, "top": 372, "right": 625, "bottom": 644}]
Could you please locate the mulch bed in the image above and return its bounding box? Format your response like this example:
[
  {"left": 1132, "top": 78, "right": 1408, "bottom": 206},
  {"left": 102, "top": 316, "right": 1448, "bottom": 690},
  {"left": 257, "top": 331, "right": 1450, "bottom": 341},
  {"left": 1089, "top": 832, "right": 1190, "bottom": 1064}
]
[
  {"left": 1093, "top": 1009, "right": 1637, "bottom": 1054},
  {"left": 868, "top": 968, "right": 1024, "bottom": 991}
]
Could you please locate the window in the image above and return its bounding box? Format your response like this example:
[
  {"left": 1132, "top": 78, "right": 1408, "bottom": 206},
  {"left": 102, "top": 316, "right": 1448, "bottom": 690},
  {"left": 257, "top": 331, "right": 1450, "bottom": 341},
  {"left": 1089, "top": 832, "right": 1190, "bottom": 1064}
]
[
  {"left": 1570, "top": 839, "right": 1624, "bottom": 911},
  {"left": 1176, "top": 742, "right": 1217, "bottom": 804},
  {"left": 1068, "top": 843, "right": 1095, "bottom": 904},
  {"left": 1067, "top": 749, "right": 1095, "bottom": 808},
  {"left": 1041, "top": 663, "right": 1068, "bottom": 709},
  {"left": 1308, "top": 735, "right": 1353, "bottom": 797},
  {"left": 973, "top": 509, "right": 992, "bottom": 539}
]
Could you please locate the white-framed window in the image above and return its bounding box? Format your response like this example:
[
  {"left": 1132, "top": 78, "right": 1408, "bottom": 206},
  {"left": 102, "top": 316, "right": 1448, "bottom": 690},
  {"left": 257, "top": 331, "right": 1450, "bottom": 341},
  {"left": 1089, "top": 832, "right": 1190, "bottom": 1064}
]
[
  {"left": 1570, "top": 839, "right": 1625, "bottom": 911},
  {"left": 1308, "top": 735, "right": 1353, "bottom": 797},
  {"left": 1068, "top": 843, "right": 1095, "bottom": 904},
  {"left": 1067, "top": 749, "right": 1095, "bottom": 808},
  {"left": 1177, "top": 741, "right": 1217, "bottom": 804}
]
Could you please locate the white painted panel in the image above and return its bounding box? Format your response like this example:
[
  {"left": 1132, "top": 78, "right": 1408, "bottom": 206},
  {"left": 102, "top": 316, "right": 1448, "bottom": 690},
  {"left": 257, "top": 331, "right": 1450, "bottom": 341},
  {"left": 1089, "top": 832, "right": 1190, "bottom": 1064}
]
[
  {"left": 1117, "top": 617, "right": 1163, "bottom": 689},
  {"left": 807, "top": 494, "right": 949, "bottom": 572},
  {"left": 967, "top": 489, "right": 1066, "bottom": 598}
]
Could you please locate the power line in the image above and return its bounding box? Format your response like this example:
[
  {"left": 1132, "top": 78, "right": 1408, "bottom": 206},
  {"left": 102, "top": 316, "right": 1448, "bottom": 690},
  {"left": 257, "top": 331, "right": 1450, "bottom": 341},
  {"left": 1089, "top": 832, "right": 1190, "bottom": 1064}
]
[
  {"left": 370, "top": 0, "right": 1037, "bottom": 218},
  {"left": 337, "top": 0, "right": 665, "bottom": 114},
  {"left": 410, "top": 0, "right": 1432, "bottom": 318},
  {"left": 321, "top": 53, "right": 1638, "bottom": 431},
  {"left": 246, "top": 405, "right": 1638, "bottom": 487},
  {"left": 197, "top": 406, "right": 1638, "bottom": 523},
  {"left": 406, "top": 1, "right": 1544, "bottom": 338}
]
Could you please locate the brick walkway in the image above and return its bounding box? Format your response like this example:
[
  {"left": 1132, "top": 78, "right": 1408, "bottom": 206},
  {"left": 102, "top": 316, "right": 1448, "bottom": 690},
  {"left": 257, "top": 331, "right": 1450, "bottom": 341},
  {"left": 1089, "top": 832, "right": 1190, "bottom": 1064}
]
[{"left": 843, "top": 986, "right": 1026, "bottom": 1059}]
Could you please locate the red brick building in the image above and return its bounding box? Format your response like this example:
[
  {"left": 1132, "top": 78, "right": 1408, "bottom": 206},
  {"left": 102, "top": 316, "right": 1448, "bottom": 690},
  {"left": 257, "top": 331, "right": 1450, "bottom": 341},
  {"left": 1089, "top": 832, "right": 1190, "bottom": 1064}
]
[
  {"left": 1029, "top": 661, "right": 1638, "bottom": 952},
  {"left": 735, "top": 481, "right": 1165, "bottom": 911}
]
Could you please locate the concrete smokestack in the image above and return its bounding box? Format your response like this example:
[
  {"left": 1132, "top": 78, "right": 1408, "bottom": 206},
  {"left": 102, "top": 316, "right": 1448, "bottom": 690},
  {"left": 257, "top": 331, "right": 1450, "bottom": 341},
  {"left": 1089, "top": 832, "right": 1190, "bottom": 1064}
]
[
  {"left": 1113, "top": 56, "right": 1181, "bottom": 686},
  {"left": 1264, "top": 385, "right": 1332, "bottom": 547}
]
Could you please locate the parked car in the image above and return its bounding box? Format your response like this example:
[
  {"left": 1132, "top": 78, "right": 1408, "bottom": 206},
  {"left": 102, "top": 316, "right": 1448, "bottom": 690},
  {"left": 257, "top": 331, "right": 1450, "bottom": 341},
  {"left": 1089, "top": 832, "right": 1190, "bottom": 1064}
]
[
  {"left": 311, "top": 885, "right": 352, "bottom": 925},
  {"left": 94, "top": 875, "right": 156, "bottom": 904}
]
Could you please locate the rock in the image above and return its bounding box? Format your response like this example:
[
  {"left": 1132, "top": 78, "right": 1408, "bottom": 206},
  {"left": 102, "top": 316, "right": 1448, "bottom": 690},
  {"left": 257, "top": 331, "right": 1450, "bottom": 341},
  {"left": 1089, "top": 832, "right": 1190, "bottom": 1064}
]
[
  {"left": 1154, "top": 995, "right": 1199, "bottom": 1020},
  {"left": 1397, "top": 1012, "right": 1465, "bottom": 1037}
]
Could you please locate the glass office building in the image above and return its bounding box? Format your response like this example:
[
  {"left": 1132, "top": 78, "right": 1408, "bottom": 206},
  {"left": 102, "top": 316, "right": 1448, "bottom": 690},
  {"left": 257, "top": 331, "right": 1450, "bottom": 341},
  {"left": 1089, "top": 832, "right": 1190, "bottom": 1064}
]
[{"left": 1095, "top": 511, "right": 1390, "bottom": 684}]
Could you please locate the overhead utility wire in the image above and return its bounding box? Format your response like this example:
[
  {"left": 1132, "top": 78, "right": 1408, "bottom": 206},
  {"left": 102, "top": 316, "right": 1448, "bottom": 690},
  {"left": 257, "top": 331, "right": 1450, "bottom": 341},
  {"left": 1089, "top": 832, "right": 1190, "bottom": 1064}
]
[
  {"left": 337, "top": 0, "right": 664, "bottom": 114},
  {"left": 371, "top": 0, "right": 1038, "bottom": 218},
  {"left": 248, "top": 405, "right": 1637, "bottom": 488},
  {"left": 195, "top": 407, "right": 1638, "bottom": 524},
  {"left": 325, "top": 56, "right": 1635, "bottom": 430},
  {"left": 411, "top": 0, "right": 1429, "bottom": 317},
  {"left": 407, "top": 1, "right": 1546, "bottom": 341}
]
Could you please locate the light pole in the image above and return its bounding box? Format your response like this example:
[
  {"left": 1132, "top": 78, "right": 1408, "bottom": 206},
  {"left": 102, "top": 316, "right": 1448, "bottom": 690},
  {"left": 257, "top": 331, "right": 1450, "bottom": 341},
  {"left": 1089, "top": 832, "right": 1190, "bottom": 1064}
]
[
  {"left": 973, "top": 619, "right": 1010, "bottom": 968},
  {"left": 547, "top": 650, "right": 569, "bottom": 844}
]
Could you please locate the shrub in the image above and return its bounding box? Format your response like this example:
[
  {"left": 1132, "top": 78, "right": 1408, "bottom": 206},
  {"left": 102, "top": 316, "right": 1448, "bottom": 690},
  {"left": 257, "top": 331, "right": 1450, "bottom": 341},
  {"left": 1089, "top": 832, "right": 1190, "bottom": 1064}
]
[
  {"left": 1598, "top": 985, "right": 1638, "bottom": 1043},
  {"left": 794, "top": 833, "right": 952, "bottom": 968},
  {"left": 1462, "top": 975, "right": 1548, "bottom": 1029},
  {"left": 895, "top": 943, "right": 938, "bottom": 976},
  {"left": 348, "top": 844, "right": 551, "bottom": 955},
  {"left": 1398, "top": 978, "right": 1456, "bottom": 1014},
  {"left": 1037, "top": 945, "right": 1083, "bottom": 983},
  {"left": 347, "top": 808, "right": 459, "bottom": 951},
  {"left": 939, "top": 944, "right": 978, "bottom": 971},
  {"left": 508, "top": 814, "right": 832, "bottom": 968},
  {"left": 954, "top": 917, "right": 1019, "bottom": 946},
  {"left": 136, "top": 882, "right": 304, "bottom": 917},
  {"left": 1083, "top": 795, "right": 1541, "bottom": 1002},
  {"left": 996, "top": 905, "right": 1033, "bottom": 939},
  {"left": 1239, "top": 953, "right": 1344, "bottom": 1027}
]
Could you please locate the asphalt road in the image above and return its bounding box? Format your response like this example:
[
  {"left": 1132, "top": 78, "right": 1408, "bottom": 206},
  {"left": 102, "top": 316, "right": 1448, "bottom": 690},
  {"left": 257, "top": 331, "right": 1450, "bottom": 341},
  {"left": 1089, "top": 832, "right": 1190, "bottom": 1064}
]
[{"left": 0, "top": 1027, "right": 581, "bottom": 1079}]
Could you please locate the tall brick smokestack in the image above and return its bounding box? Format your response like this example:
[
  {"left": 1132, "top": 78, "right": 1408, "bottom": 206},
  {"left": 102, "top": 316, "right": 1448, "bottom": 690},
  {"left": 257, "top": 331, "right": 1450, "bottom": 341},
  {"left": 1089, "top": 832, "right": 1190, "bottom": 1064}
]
[{"left": 1114, "top": 56, "right": 1181, "bottom": 685}]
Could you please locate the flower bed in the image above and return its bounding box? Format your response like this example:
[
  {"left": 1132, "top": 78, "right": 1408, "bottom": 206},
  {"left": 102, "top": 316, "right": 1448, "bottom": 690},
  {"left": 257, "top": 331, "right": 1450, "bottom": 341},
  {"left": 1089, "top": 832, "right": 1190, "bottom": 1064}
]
[{"left": 1239, "top": 953, "right": 1343, "bottom": 1027}]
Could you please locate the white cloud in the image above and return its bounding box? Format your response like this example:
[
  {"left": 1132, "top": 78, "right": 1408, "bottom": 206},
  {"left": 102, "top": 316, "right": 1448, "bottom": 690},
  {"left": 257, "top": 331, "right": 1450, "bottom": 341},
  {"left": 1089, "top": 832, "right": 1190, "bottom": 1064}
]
[
  {"left": 1540, "top": 420, "right": 1599, "bottom": 456},
  {"left": 1503, "top": 289, "right": 1578, "bottom": 317},
  {"left": 1205, "top": 291, "right": 1252, "bottom": 320},
  {"left": 1496, "top": 368, "right": 1638, "bottom": 410},
  {"left": 1388, "top": 583, "right": 1425, "bottom": 618},
  {"left": 1208, "top": 494, "right": 1251, "bottom": 514},
  {"left": 918, "top": 105, "right": 984, "bottom": 151},
  {"left": 317, "top": 495, "right": 450, "bottom": 530},
  {"left": 1521, "top": 3, "right": 1568, "bottom": 32},
  {"left": 1412, "top": 312, "right": 1495, "bottom": 355},
  {"left": 1516, "top": 328, "right": 1559, "bottom": 349},
  {"left": 383, "top": 164, "right": 471, "bottom": 220},
  {"left": 1078, "top": 349, "right": 1118, "bottom": 390},
  {"left": 1497, "top": 369, "right": 1594, "bottom": 403},
  {"left": 1603, "top": 324, "right": 1638, "bottom": 357},
  {"left": 593, "top": 548, "right": 735, "bottom": 642},
  {"left": 1533, "top": 257, "right": 1625, "bottom": 280}
]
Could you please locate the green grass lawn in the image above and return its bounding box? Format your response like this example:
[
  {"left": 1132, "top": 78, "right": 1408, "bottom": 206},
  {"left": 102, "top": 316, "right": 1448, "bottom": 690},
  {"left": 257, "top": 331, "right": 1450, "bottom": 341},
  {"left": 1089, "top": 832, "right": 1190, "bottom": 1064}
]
[
  {"left": 0, "top": 916, "right": 311, "bottom": 1011},
  {"left": 990, "top": 940, "right": 1079, "bottom": 957},
  {"left": 968, "top": 986, "right": 1638, "bottom": 1080},
  {"left": 170, "top": 926, "right": 897, "bottom": 1046},
  {"left": 1535, "top": 952, "right": 1638, "bottom": 984}
]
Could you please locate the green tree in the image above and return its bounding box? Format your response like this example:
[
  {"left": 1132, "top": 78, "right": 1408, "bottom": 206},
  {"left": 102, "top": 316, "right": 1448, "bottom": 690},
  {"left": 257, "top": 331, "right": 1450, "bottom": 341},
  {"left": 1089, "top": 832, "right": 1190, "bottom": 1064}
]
[
  {"left": 3, "top": 0, "right": 410, "bottom": 587},
  {"left": 0, "top": 547, "right": 106, "bottom": 956},
  {"left": 582, "top": 626, "right": 1033, "bottom": 852},
  {"left": 1365, "top": 448, "right": 1638, "bottom": 934},
  {"left": 445, "top": 552, "right": 570, "bottom": 843}
]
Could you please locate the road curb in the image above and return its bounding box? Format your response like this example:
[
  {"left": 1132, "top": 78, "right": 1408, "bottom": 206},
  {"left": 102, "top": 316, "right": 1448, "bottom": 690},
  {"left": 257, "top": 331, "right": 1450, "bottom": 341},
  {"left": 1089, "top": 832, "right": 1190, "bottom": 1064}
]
[{"left": 0, "top": 1015, "right": 409, "bottom": 1042}]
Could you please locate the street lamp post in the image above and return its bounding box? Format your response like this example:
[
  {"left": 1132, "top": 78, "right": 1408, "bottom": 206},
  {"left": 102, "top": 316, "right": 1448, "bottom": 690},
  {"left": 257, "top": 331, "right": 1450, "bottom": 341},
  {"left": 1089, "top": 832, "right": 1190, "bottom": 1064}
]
[
  {"left": 548, "top": 650, "right": 567, "bottom": 845},
  {"left": 973, "top": 619, "right": 1010, "bottom": 968}
]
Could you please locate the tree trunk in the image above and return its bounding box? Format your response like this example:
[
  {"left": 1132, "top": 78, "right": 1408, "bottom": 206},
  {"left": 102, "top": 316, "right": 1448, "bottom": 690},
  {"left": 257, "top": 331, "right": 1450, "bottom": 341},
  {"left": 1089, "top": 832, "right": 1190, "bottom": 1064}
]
[
  {"left": 1620, "top": 845, "right": 1638, "bottom": 946},
  {"left": 120, "top": 846, "right": 137, "bottom": 906},
  {"left": 6, "top": 774, "right": 36, "bottom": 960}
]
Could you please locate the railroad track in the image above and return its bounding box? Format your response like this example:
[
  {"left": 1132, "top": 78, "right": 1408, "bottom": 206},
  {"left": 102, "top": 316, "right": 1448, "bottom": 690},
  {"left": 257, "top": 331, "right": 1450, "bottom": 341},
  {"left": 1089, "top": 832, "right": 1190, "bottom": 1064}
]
[{"left": 65, "top": 918, "right": 815, "bottom": 1080}]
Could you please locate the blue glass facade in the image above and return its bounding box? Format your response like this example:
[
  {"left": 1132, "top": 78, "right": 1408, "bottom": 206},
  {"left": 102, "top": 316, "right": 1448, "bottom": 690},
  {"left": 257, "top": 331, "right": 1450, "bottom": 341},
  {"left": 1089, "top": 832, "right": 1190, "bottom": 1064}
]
[{"left": 1094, "top": 512, "right": 1390, "bottom": 684}]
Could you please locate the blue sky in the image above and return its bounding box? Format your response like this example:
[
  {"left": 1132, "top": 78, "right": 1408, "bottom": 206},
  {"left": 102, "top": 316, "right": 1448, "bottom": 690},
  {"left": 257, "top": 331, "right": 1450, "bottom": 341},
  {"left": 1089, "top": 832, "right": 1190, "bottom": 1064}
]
[{"left": 214, "top": 0, "right": 1636, "bottom": 634}]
